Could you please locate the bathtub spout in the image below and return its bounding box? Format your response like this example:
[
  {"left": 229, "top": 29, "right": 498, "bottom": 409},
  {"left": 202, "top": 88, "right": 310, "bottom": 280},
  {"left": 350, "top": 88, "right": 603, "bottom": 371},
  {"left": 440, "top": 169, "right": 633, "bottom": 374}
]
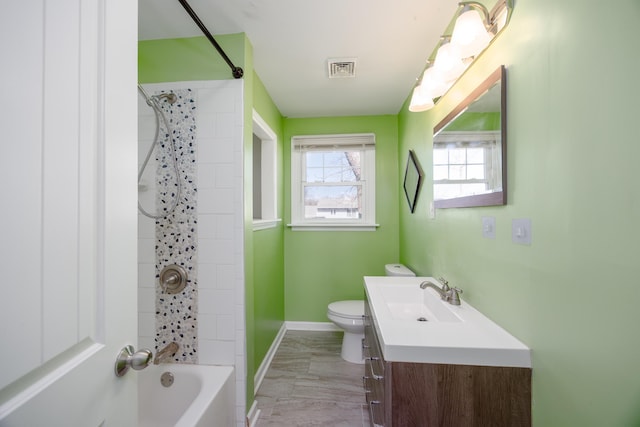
[{"left": 154, "top": 342, "right": 179, "bottom": 364}]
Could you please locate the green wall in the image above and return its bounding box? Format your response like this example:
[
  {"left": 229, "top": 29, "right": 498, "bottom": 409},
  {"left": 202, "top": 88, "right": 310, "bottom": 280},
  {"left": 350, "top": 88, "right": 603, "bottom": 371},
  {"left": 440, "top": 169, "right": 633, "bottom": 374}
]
[
  {"left": 398, "top": 0, "right": 640, "bottom": 425},
  {"left": 283, "top": 116, "right": 400, "bottom": 321},
  {"left": 446, "top": 111, "right": 500, "bottom": 131},
  {"left": 251, "top": 74, "right": 285, "bottom": 376},
  {"left": 139, "top": 35, "right": 245, "bottom": 82}
]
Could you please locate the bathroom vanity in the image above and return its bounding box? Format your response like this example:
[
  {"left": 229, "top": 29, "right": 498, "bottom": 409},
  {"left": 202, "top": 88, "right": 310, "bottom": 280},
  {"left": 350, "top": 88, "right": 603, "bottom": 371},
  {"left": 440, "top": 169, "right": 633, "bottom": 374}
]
[{"left": 363, "top": 276, "right": 531, "bottom": 427}]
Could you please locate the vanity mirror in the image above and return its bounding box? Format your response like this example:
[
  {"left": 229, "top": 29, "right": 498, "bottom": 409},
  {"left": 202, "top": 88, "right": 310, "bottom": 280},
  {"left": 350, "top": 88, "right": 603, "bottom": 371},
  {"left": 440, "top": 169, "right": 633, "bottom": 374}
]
[{"left": 433, "top": 65, "right": 506, "bottom": 208}]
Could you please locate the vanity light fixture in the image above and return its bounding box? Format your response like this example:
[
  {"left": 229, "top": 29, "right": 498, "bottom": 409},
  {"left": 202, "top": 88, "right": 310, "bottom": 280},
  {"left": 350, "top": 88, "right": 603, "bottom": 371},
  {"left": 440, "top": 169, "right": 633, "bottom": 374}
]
[{"left": 409, "top": 0, "right": 513, "bottom": 112}]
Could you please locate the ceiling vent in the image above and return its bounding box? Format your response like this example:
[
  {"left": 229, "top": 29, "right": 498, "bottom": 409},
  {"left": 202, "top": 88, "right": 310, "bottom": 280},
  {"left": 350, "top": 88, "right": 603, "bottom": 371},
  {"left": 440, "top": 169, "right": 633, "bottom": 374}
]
[{"left": 328, "top": 58, "right": 357, "bottom": 78}]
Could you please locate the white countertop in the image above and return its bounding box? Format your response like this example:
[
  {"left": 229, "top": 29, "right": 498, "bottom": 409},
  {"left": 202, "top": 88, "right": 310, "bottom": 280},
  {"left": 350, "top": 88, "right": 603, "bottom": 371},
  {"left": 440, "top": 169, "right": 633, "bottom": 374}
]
[{"left": 364, "top": 276, "right": 531, "bottom": 368}]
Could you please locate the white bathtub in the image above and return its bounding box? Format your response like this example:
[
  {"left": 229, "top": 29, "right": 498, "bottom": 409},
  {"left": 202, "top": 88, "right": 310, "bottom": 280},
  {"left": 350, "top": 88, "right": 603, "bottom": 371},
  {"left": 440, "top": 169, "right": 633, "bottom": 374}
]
[{"left": 138, "top": 364, "right": 235, "bottom": 427}]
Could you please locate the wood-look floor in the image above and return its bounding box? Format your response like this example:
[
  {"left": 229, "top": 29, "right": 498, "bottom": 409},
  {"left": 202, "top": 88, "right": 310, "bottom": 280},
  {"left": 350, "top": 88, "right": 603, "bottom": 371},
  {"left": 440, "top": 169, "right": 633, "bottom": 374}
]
[{"left": 255, "top": 330, "right": 370, "bottom": 427}]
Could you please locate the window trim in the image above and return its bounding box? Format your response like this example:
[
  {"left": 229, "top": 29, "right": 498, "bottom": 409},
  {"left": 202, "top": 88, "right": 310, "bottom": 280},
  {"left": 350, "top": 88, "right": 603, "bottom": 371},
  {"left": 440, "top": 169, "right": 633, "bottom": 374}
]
[
  {"left": 252, "top": 110, "right": 281, "bottom": 231},
  {"left": 289, "top": 133, "right": 377, "bottom": 231}
]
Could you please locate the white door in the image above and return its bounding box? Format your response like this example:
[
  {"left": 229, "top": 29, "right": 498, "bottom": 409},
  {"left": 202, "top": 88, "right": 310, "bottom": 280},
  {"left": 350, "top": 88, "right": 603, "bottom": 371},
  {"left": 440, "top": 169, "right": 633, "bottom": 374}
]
[{"left": 0, "top": 1, "right": 139, "bottom": 425}]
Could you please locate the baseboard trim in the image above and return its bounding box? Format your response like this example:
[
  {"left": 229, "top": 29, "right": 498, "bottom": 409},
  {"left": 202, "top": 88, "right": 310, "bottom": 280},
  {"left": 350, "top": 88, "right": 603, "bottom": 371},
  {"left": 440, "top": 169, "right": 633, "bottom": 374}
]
[
  {"left": 253, "top": 322, "right": 287, "bottom": 394},
  {"left": 246, "top": 400, "right": 260, "bottom": 427},
  {"left": 285, "top": 321, "right": 341, "bottom": 331}
]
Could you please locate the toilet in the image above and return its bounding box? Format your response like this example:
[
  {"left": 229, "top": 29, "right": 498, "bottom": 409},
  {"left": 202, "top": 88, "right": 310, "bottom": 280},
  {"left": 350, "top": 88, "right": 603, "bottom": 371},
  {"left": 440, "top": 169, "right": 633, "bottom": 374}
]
[{"left": 327, "top": 263, "right": 415, "bottom": 363}]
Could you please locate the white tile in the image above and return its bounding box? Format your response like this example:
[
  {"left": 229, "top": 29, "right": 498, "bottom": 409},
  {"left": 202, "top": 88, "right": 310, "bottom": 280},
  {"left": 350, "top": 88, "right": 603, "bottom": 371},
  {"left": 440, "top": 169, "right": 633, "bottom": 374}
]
[
  {"left": 235, "top": 308, "right": 245, "bottom": 330},
  {"left": 198, "top": 339, "right": 235, "bottom": 365},
  {"left": 215, "top": 113, "right": 236, "bottom": 138},
  {"left": 197, "top": 163, "right": 216, "bottom": 189},
  {"left": 215, "top": 240, "right": 235, "bottom": 264},
  {"left": 199, "top": 239, "right": 234, "bottom": 264},
  {"left": 214, "top": 215, "right": 235, "bottom": 240},
  {"left": 235, "top": 330, "right": 245, "bottom": 352},
  {"left": 199, "top": 289, "right": 235, "bottom": 315},
  {"left": 198, "top": 137, "right": 235, "bottom": 164},
  {"left": 139, "top": 336, "right": 155, "bottom": 351},
  {"left": 198, "top": 188, "right": 235, "bottom": 214},
  {"left": 235, "top": 355, "right": 246, "bottom": 371},
  {"left": 235, "top": 280, "right": 245, "bottom": 302},
  {"left": 198, "top": 314, "right": 218, "bottom": 340},
  {"left": 198, "top": 87, "right": 236, "bottom": 113},
  {"left": 138, "top": 238, "right": 156, "bottom": 264},
  {"left": 138, "top": 215, "right": 156, "bottom": 239},
  {"left": 215, "top": 163, "right": 235, "bottom": 189},
  {"left": 138, "top": 263, "right": 156, "bottom": 288},
  {"left": 138, "top": 287, "right": 155, "bottom": 313},
  {"left": 137, "top": 182, "right": 157, "bottom": 210},
  {"left": 198, "top": 263, "right": 217, "bottom": 289},
  {"left": 138, "top": 115, "right": 156, "bottom": 140},
  {"left": 217, "top": 264, "right": 235, "bottom": 289},
  {"left": 139, "top": 312, "right": 156, "bottom": 337},
  {"left": 198, "top": 214, "right": 217, "bottom": 238},
  {"left": 197, "top": 114, "right": 216, "bottom": 138},
  {"left": 217, "top": 315, "right": 235, "bottom": 340}
]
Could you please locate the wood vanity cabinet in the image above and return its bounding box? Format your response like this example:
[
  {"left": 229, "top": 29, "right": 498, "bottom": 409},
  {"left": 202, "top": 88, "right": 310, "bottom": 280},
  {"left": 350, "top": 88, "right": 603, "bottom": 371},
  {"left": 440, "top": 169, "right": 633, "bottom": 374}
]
[{"left": 363, "top": 299, "right": 531, "bottom": 427}]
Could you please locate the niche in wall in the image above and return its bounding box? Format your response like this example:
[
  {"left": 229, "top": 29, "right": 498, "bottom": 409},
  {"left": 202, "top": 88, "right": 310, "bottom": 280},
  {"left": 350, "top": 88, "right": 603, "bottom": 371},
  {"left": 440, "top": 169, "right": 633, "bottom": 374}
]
[{"left": 252, "top": 110, "right": 279, "bottom": 230}]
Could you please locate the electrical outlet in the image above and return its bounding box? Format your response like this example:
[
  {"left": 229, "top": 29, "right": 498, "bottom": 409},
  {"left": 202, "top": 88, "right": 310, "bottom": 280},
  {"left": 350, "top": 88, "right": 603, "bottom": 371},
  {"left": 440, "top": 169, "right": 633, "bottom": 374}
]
[
  {"left": 512, "top": 218, "right": 532, "bottom": 245},
  {"left": 429, "top": 201, "right": 436, "bottom": 219},
  {"left": 482, "top": 216, "right": 496, "bottom": 239}
]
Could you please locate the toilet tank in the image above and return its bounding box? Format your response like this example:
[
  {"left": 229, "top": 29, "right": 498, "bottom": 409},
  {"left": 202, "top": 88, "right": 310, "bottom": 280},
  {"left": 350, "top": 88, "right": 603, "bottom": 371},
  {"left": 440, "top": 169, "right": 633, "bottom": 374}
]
[{"left": 384, "top": 263, "right": 415, "bottom": 277}]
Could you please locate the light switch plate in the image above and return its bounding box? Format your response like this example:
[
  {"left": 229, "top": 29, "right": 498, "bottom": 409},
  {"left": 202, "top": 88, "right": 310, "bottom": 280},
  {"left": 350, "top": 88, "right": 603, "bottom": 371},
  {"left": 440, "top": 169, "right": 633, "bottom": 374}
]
[
  {"left": 512, "top": 218, "right": 532, "bottom": 245},
  {"left": 429, "top": 201, "right": 436, "bottom": 219},
  {"left": 482, "top": 216, "right": 496, "bottom": 239}
]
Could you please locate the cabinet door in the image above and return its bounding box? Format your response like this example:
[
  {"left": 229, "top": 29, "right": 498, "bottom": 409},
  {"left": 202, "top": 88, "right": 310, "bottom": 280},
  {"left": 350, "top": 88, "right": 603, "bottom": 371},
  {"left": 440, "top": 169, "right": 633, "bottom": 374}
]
[{"left": 364, "top": 300, "right": 385, "bottom": 426}]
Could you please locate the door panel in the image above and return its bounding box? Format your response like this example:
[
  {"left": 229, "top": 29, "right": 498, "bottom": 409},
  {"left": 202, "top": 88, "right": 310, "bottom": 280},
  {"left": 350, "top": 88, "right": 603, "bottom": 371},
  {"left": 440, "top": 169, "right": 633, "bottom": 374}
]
[{"left": 0, "top": 0, "right": 138, "bottom": 425}]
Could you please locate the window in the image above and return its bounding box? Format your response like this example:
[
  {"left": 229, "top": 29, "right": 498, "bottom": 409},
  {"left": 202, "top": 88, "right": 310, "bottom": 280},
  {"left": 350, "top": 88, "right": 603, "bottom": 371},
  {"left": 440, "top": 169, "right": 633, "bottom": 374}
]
[
  {"left": 290, "top": 134, "right": 376, "bottom": 230},
  {"left": 252, "top": 110, "right": 280, "bottom": 230},
  {"left": 433, "top": 131, "right": 501, "bottom": 200}
]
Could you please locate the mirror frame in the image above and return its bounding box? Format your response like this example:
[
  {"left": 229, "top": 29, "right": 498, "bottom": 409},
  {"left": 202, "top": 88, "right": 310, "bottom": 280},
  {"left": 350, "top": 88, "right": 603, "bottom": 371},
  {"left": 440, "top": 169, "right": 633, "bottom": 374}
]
[
  {"left": 433, "top": 65, "right": 507, "bottom": 209},
  {"left": 403, "top": 150, "right": 424, "bottom": 213}
]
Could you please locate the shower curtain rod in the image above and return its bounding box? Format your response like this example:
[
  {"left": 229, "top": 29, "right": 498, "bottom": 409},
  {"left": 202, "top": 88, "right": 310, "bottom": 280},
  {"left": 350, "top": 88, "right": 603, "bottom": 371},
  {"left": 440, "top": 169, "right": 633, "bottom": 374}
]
[{"left": 177, "top": 0, "right": 244, "bottom": 79}]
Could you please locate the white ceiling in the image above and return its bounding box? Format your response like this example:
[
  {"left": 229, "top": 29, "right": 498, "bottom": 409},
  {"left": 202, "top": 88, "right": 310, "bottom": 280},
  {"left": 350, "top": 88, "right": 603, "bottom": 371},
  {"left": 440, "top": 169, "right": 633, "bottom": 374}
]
[{"left": 138, "top": 0, "right": 461, "bottom": 118}]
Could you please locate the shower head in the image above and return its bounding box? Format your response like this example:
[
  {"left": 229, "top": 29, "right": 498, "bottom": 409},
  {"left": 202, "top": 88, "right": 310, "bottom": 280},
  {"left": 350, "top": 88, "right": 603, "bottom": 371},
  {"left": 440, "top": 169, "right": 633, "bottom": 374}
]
[
  {"left": 137, "top": 84, "right": 177, "bottom": 106},
  {"left": 153, "top": 93, "right": 177, "bottom": 104}
]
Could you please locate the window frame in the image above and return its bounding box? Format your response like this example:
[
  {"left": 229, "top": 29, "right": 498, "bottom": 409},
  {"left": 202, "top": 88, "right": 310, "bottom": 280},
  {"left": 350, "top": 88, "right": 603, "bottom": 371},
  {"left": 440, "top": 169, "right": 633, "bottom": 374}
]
[
  {"left": 252, "top": 110, "right": 281, "bottom": 231},
  {"left": 289, "top": 133, "right": 377, "bottom": 231}
]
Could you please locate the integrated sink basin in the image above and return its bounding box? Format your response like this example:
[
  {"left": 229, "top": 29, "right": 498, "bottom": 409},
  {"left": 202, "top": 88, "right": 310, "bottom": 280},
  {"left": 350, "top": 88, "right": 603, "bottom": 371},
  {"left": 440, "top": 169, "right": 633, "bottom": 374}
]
[
  {"left": 364, "top": 276, "right": 531, "bottom": 367},
  {"left": 380, "top": 282, "right": 461, "bottom": 322}
]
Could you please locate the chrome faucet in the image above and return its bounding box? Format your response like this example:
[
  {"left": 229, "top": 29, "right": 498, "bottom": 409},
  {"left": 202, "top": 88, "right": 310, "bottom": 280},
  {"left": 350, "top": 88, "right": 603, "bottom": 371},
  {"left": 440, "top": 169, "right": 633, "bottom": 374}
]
[
  {"left": 154, "top": 342, "right": 180, "bottom": 365},
  {"left": 419, "top": 279, "right": 463, "bottom": 306}
]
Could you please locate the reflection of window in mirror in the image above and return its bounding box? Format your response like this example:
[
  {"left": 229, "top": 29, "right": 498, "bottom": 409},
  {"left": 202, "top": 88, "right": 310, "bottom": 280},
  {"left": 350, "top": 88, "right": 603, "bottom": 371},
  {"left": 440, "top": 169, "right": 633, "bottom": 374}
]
[{"left": 433, "top": 131, "right": 501, "bottom": 200}]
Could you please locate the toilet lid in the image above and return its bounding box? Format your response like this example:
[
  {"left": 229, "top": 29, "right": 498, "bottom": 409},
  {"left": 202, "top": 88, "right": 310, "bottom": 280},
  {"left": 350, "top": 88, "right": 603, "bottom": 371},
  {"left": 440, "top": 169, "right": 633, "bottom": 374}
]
[{"left": 328, "top": 300, "right": 364, "bottom": 318}]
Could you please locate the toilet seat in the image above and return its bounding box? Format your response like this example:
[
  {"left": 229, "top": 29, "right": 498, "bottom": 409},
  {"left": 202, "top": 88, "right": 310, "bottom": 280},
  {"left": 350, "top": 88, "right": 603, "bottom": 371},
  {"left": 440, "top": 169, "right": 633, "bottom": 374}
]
[{"left": 327, "top": 300, "right": 364, "bottom": 320}]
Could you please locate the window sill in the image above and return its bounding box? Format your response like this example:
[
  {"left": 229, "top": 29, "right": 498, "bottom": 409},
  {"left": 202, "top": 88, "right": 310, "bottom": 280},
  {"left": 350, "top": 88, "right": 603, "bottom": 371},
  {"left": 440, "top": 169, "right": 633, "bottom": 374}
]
[
  {"left": 253, "top": 219, "right": 282, "bottom": 231},
  {"left": 287, "top": 223, "right": 379, "bottom": 232}
]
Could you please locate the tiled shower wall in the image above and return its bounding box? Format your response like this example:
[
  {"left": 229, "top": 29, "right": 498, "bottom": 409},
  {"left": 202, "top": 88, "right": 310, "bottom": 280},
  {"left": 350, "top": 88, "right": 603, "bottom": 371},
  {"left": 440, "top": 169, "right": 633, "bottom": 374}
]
[{"left": 137, "top": 80, "right": 245, "bottom": 426}]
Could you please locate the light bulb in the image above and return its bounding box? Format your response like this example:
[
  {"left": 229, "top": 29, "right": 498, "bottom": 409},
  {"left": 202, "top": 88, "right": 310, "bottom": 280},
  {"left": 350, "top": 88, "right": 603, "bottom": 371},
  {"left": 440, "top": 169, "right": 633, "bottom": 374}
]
[
  {"left": 408, "top": 85, "right": 434, "bottom": 112},
  {"left": 433, "top": 42, "right": 467, "bottom": 82},
  {"left": 451, "top": 9, "right": 492, "bottom": 58},
  {"left": 421, "top": 67, "right": 449, "bottom": 98}
]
